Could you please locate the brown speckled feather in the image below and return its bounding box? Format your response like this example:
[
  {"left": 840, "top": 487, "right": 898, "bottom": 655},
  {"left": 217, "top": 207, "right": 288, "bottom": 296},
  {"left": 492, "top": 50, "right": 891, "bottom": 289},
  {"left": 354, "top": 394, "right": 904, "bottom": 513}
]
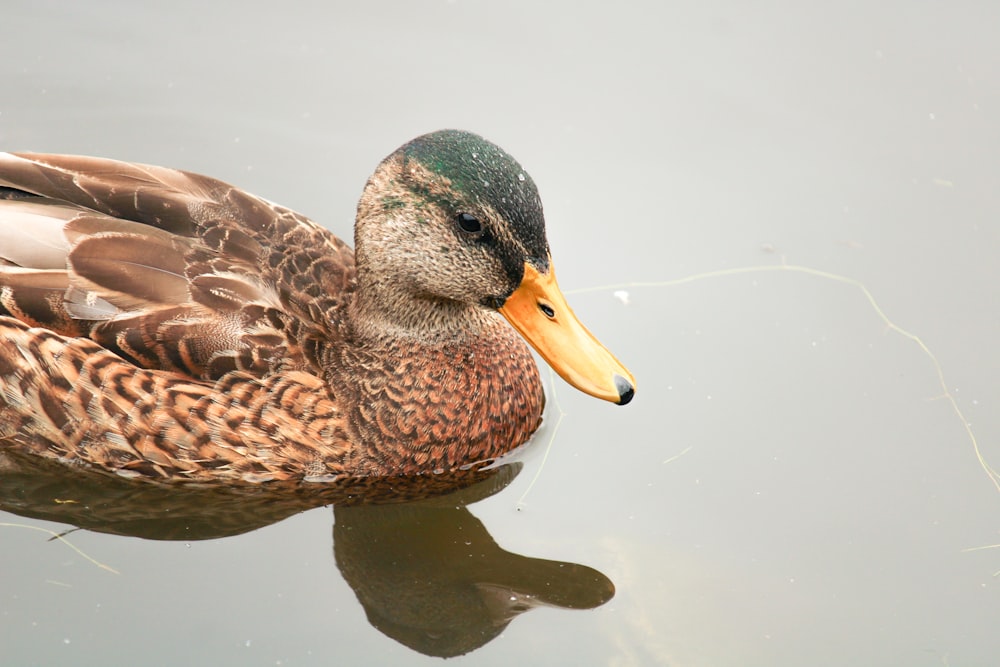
[
  {"left": 0, "top": 154, "right": 355, "bottom": 379},
  {"left": 0, "top": 138, "right": 553, "bottom": 483}
]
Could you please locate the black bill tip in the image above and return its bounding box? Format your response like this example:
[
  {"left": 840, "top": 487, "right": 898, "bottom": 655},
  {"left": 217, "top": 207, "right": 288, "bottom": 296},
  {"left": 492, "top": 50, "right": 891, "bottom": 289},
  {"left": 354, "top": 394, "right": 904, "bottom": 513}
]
[{"left": 614, "top": 374, "right": 635, "bottom": 405}]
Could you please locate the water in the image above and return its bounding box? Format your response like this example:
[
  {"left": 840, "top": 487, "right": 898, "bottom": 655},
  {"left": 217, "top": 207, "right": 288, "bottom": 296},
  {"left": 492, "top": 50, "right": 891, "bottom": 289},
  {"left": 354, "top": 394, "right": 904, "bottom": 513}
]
[{"left": 2, "top": 1, "right": 999, "bottom": 664}]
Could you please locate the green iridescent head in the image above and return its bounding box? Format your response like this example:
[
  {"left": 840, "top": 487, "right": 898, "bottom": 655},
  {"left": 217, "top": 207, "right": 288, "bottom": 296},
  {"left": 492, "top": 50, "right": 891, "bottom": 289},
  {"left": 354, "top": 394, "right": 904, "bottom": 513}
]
[{"left": 397, "top": 130, "right": 549, "bottom": 272}]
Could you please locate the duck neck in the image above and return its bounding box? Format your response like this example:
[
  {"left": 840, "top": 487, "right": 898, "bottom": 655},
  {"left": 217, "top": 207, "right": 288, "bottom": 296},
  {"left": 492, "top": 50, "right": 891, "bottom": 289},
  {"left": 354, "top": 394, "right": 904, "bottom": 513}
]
[{"left": 348, "top": 263, "right": 498, "bottom": 344}]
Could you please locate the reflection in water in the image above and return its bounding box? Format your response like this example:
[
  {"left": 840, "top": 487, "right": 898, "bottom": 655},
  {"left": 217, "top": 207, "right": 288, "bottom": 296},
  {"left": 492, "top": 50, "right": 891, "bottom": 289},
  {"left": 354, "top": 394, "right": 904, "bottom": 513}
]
[
  {"left": 334, "top": 479, "right": 614, "bottom": 657},
  {"left": 0, "top": 448, "right": 515, "bottom": 540},
  {"left": 0, "top": 449, "right": 614, "bottom": 657},
  {"left": 0, "top": 449, "right": 332, "bottom": 540}
]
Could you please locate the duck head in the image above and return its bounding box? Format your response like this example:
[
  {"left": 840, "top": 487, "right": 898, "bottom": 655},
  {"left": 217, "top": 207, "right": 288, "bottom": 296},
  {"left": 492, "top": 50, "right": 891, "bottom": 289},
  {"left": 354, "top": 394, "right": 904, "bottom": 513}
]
[{"left": 354, "top": 130, "right": 635, "bottom": 405}]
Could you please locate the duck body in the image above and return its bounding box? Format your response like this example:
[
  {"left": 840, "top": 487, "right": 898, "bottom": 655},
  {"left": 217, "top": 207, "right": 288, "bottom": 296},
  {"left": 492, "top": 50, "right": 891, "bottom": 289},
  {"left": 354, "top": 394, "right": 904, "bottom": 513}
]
[
  {"left": 0, "top": 131, "right": 632, "bottom": 483},
  {"left": 0, "top": 305, "right": 542, "bottom": 483}
]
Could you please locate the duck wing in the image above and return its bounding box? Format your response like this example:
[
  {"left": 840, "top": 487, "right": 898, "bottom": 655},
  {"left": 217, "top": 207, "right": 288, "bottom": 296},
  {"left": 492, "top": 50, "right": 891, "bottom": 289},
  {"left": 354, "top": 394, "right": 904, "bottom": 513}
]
[{"left": 0, "top": 152, "right": 356, "bottom": 380}]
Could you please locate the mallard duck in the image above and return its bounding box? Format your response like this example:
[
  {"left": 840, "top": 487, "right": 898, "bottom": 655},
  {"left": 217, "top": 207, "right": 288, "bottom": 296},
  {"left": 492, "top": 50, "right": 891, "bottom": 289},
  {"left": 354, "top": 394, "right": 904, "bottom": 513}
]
[{"left": 0, "top": 130, "right": 634, "bottom": 483}]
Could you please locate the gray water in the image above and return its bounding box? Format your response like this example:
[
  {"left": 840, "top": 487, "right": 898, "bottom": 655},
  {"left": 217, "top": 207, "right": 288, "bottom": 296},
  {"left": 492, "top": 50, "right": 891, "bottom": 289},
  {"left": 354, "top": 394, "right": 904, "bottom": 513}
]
[{"left": 2, "top": 1, "right": 999, "bottom": 665}]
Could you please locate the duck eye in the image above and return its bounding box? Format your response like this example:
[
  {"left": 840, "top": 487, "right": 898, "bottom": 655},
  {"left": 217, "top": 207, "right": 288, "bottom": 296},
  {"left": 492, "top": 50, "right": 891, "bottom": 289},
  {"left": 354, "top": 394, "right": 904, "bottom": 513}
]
[{"left": 456, "top": 213, "right": 483, "bottom": 234}]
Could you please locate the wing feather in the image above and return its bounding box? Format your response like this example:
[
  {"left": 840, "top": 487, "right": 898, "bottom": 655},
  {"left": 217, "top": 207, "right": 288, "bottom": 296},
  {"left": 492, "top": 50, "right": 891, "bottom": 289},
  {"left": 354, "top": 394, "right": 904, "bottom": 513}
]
[{"left": 0, "top": 151, "right": 358, "bottom": 381}]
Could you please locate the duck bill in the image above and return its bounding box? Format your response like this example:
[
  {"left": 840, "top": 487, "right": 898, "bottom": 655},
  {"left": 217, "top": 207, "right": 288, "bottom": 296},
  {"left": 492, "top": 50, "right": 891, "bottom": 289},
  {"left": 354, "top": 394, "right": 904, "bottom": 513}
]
[{"left": 499, "top": 260, "right": 635, "bottom": 405}]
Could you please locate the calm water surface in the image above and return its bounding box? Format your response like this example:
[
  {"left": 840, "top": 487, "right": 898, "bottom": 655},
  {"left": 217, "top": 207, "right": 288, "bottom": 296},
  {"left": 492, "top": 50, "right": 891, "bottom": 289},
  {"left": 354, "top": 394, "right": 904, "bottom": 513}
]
[{"left": 2, "top": 2, "right": 999, "bottom": 665}]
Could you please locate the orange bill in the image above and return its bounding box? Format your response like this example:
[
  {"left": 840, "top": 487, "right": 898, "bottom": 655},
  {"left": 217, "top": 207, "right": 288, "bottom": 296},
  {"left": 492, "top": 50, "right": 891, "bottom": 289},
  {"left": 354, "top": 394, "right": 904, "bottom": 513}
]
[{"left": 499, "top": 260, "right": 635, "bottom": 405}]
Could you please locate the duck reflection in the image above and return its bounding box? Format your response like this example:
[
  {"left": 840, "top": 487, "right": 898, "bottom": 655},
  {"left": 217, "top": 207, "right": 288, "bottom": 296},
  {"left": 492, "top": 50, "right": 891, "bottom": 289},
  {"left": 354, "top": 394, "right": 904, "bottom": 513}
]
[
  {"left": 0, "top": 449, "right": 614, "bottom": 657},
  {"left": 333, "top": 473, "right": 614, "bottom": 657}
]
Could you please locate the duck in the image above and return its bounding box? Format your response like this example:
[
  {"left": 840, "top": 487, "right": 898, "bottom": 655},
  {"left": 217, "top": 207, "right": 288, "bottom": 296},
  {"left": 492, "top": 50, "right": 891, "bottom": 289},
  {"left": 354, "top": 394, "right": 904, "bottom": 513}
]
[{"left": 0, "top": 130, "right": 634, "bottom": 483}]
